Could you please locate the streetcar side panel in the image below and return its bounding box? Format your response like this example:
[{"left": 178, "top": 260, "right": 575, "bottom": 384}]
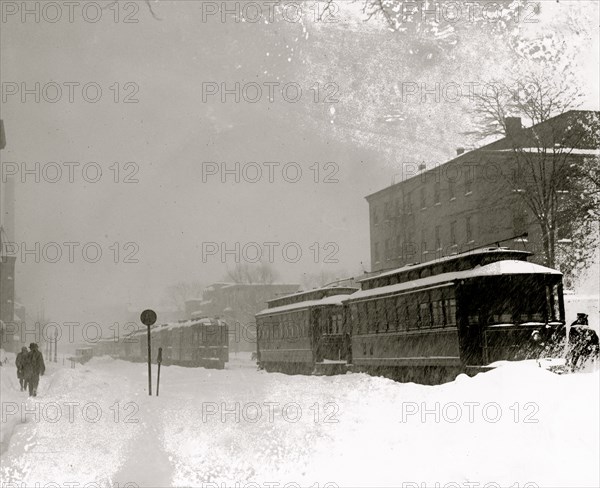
[
  {"left": 257, "top": 309, "right": 313, "bottom": 369},
  {"left": 347, "top": 284, "right": 462, "bottom": 382}
]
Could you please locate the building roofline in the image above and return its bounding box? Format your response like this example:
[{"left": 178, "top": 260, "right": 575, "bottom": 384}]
[{"left": 365, "top": 110, "right": 599, "bottom": 201}]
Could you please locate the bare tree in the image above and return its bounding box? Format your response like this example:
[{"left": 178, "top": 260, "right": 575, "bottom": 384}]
[
  {"left": 349, "top": 0, "right": 529, "bottom": 45},
  {"left": 469, "top": 73, "right": 599, "bottom": 280},
  {"left": 164, "top": 281, "right": 205, "bottom": 312}
]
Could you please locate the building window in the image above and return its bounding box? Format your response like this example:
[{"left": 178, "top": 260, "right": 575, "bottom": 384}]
[
  {"left": 448, "top": 178, "right": 455, "bottom": 200},
  {"left": 450, "top": 221, "right": 457, "bottom": 245},
  {"left": 372, "top": 206, "right": 379, "bottom": 225},
  {"left": 466, "top": 216, "right": 473, "bottom": 242},
  {"left": 465, "top": 169, "right": 473, "bottom": 194},
  {"left": 405, "top": 232, "right": 416, "bottom": 262},
  {"left": 395, "top": 198, "right": 401, "bottom": 218},
  {"left": 420, "top": 187, "right": 426, "bottom": 209},
  {"left": 374, "top": 243, "right": 380, "bottom": 264},
  {"left": 557, "top": 223, "right": 572, "bottom": 241},
  {"left": 403, "top": 192, "right": 413, "bottom": 215},
  {"left": 513, "top": 208, "right": 527, "bottom": 235},
  {"left": 435, "top": 225, "right": 441, "bottom": 250},
  {"left": 384, "top": 201, "right": 391, "bottom": 221},
  {"left": 434, "top": 182, "right": 440, "bottom": 204}
]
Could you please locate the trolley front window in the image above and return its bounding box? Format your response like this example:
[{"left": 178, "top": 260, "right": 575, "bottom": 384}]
[{"left": 461, "top": 275, "right": 563, "bottom": 326}]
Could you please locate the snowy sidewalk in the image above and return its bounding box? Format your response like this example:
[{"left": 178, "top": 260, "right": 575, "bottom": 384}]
[
  {"left": 1, "top": 356, "right": 599, "bottom": 487},
  {"left": 1, "top": 356, "right": 143, "bottom": 486}
]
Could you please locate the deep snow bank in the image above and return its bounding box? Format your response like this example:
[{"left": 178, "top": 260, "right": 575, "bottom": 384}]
[{"left": 0, "top": 356, "right": 598, "bottom": 488}]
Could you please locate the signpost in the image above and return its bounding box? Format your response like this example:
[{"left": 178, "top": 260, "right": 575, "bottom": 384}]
[
  {"left": 156, "top": 347, "right": 163, "bottom": 396},
  {"left": 140, "top": 309, "right": 157, "bottom": 396}
]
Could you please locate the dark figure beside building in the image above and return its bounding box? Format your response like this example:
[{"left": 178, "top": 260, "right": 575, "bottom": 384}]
[
  {"left": 15, "top": 346, "right": 28, "bottom": 391},
  {"left": 24, "top": 343, "right": 45, "bottom": 397}
]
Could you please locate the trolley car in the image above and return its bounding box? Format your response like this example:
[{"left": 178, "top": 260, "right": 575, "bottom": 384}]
[
  {"left": 255, "top": 248, "right": 566, "bottom": 383},
  {"left": 346, "top": 248, "right": 564, "bottom": 383},
  {"left": 146, "top": 318, "right": 229, "bottom": 369},
  {"left": 256, "top": 287, "right": 358, "bottom": 374},
  {"left": 93, "top": 337, "right": 122, "bottom": 358},
  {"left": 92, "top": 317, "right": 229, "bottom": 369}
]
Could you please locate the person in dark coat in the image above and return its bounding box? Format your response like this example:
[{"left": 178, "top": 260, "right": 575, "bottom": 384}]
[
  {"left": 24, "top": 343, "right": 45, "bottom": 397},
  {"left": 568, "top": 314, "right": 599, "bottom": 371},
  {"left": 15, "top": 346, "right": 29, "bottom": 391}
]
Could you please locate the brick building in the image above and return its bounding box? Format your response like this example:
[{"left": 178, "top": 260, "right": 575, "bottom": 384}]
[
  {"left": 0, "top": 238, "right": 17, "bottom": 352},
  {"left": 366, "top": 111, "right": 599, "bottom": 272},
  {"left": 0, "top": 119, "right": 18, "bottom": 351}
]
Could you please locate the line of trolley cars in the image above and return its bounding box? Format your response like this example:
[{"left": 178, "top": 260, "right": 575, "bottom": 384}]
[
  {"left": 92, "top": 317, "right": 229, "bottom": 369},
  {"left": 256, "top": 248, "right": 567, "bottom": 384},
  {"left": 89, "top": 247, "right": 569, "bottom": 384}
]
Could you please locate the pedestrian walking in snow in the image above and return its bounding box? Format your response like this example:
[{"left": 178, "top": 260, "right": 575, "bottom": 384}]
[
  {"left": 15, "top": 346, "right": 29, "bottom": 391},
  {"left": 568, "top": 314, "right": 599, "bottom": 371},
  {"left": 24, "top": 343, "right": 45, "bottom": 397}
]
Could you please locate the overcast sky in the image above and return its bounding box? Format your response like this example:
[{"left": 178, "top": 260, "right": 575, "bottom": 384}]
[{"left": 1, "top": 0, "right": 598, "bottom": 328}]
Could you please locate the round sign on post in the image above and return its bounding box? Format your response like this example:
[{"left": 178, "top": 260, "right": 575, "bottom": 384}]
[
  {"left": 140, "top": 309, "right": 157, "bottom": 326},
  {"left": 140, "top": 309, "right": 157, "bottom": 396}
]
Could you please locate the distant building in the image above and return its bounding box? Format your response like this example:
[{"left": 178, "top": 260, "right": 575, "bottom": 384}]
[
  {"left": 366, "top": 111, "right": 600, "bottom": 272},
  {"left": 0, "top": 119, "right": 17, "bottom": 352},
  {"left": 186, "top": 282, "right": 300, "bottom": 352},
  {"left": 0, "top": 249, "right": 17, "bottom": 352}
]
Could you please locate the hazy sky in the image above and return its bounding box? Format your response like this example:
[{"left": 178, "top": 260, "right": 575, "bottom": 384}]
[{"left": 1, "top": 0, "right": 598, "bottom": 328}]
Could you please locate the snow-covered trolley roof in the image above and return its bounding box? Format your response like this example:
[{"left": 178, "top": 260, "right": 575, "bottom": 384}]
[
  {"left": 128, "top": 317, "right": 227, "bottom": 336},
  {"left": 361, "top": 248, "right": 531, "bottom": 282},
  {"left": 266, "top": 285, "right": 358, "bottom": 306},
  {"left": 257, "top": 293, "right": 356, "bottom": 316},
  {"left": 152, "top": 317, "right": 226, "bottom": 333},
  {"left": 346, "top": 260, "right": 561, "bottom": 303}
]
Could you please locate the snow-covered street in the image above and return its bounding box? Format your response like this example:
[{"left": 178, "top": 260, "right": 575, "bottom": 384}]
[{"left": 1, "top": 353, "right": 598, "bottom": 488}]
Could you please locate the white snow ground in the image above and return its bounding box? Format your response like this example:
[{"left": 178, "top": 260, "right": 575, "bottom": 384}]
[{"left": 1, "top": 351, "right": 598, "bottom": 488}]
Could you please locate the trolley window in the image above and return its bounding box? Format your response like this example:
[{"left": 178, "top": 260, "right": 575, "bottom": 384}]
[
  {"left": 367, "top": 301, "right": 378, "bottom": 333},
  {"left": 358, "top": 302, "right": 368, "bottom": 334},
  {"left": 419, "top": 302, "right": 432, "bottom": 328},
  {"left": 395, "top": 296, "right": 408, "bottom": 331},
  {"left": 385, "top": 298, "right": 397, "bottom": 330}
]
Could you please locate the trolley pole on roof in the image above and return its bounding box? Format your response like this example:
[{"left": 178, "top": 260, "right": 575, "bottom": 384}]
[{"left": 140, "top": 309, "right": 157, "bottom": 396}]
